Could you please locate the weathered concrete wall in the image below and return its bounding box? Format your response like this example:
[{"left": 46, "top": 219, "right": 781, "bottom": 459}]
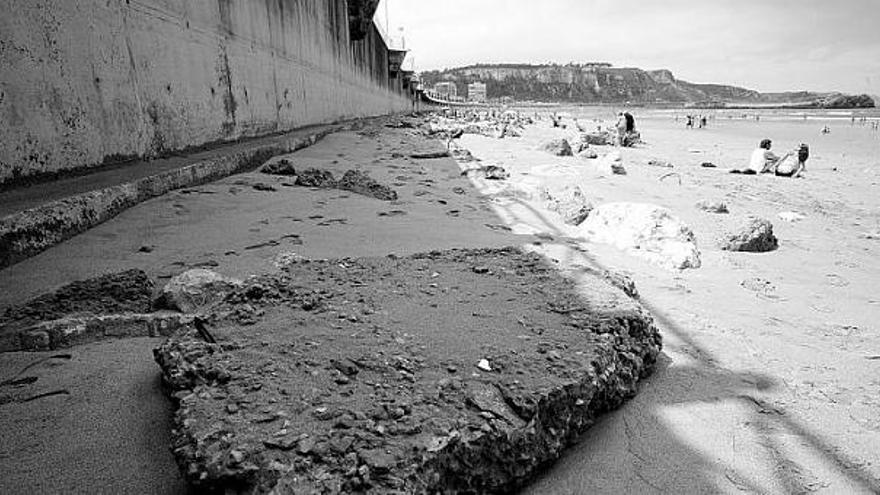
[{"left": 0, "top": 0, "right": 411, "bottom": 186}]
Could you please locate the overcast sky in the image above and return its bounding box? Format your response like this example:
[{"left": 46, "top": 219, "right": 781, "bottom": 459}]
[{"left": 376, "top": 0, "right": 880, "bottom": 96}]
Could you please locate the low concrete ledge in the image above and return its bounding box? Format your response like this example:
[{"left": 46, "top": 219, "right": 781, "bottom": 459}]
[
  {"left": 0, "top": 128, "right": 334, "bottom": 270},
  {"left": 6, "top": 312, "right": 193, "bottom": 352}
]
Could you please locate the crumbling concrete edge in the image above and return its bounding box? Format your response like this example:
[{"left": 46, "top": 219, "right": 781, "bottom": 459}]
[
  {"left": 158, "top": 307, "right": 660, "bottom": 492},
  {"left": 2, "top": 312, "right": 194, "bottom": 352},
  {"left": 0, "top": 128, "right": 335, "bottom": 270},
  {"left": 413, "top": 309, "right": 658, "bottom": 492}
]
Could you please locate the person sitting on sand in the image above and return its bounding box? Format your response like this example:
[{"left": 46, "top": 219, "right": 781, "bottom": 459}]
[
  {"left": 770, "top": 143, "right": 809, "bottom": 178},
  {"left": 730, "top": 139, "right": 779, "bottom": 174},
  {"left": 749, "top": 138, "right": 780, "bottom": 173}
]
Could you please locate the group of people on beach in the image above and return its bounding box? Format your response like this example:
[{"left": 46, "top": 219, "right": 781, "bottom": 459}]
[
  {"left": 680, "top": 114, "right": 709, "bottom": 129},
  {"left": 731, "top": 139, "right": 809, "bottom": 178}
]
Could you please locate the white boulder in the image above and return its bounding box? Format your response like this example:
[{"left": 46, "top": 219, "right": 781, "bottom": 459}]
[
  {"left": 581, "top": 202, "right": 701, "bottom": 269},
  {"left": 155, "top": 269, "right": 242, "bottom": 313},
  {"left": 542, "top": 184, "right": 593, "bottom": 226}
]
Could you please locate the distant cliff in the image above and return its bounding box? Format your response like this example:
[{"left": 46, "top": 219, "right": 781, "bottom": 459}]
[{"left": 419, "top": 64, "right": 875, "bottom": 108}]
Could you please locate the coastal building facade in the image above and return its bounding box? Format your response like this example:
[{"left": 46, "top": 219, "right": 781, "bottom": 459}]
[
  {"left": 433, "top": 82, "right": 458, "bottom": 99},
  {"left": 468, "top": 82, "right": 487, "bottom": 102}
]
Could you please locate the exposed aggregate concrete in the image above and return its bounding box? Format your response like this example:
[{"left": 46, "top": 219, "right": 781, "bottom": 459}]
[{"left": 154, "top": 247, "right": 661, "bottom": 493}]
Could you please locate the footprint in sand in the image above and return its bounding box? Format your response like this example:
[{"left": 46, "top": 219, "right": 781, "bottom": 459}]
[
  {"left": 0, "top": 354, "right": 73, "bottom": 405},
  {"left": 378, "top": 210, "right": 407, "bottom": 217},
  {"left": 741, "top": 277, "right": 784, "bottom": 300},
  {"left": 245, "top": 240, "right": 281, "bottom": 250},
  {"left": 317, "top": 218, "right": 348, "bottom": 226}
]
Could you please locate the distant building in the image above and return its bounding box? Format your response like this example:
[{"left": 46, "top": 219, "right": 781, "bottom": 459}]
[
  {"left": 433, "top": 81, "right": 457, "bottom": 99},
  {"left": 467, "top": 82, "right": 487, "bottom": 102}
]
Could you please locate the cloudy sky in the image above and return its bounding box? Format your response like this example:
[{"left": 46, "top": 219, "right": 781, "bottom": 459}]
[{"left": 376, "top": 0, "right": 880, "bottom": 96}]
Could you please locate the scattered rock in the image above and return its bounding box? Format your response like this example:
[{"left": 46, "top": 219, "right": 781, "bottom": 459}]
[
  {"left": 696, "top": 200, "right": 729, "bottom": 214},
  {"left": 261, "top": 159, "right": 297, "bottom": 176},
  {"left": 721, "top": 218, "right": 778, "bottom": 252},
  {"left": 596, "top": 152, "right": 627, "bottom": 175},
  {"left": 601, "top": 270, "right": 639, "bottom": 299},
  {"left": 583, "top": 131, "right": 612, "bottom": 145},
  {"left": 581, "top": 203, "right": 701, "bottom": 269},
  {"left": 410, "top": 151, "right": 450, "bottom": 159},
  {"left": 540, "top": 138, "right": 573, "bottom": 156},
  {"left": 252, "top": 183, "right": 277, "bottom": 192},
  {"left": 700, "top": 162, "right": 717, "bottom": 168},
  {"left": 542, "top": 184, "right": 593, "bottom": 226},
  {"left": 1, "top": 269, "right": 153, "bottom": 327},
  {"left": 451, "top": 148, "right": 476, "bottom": 162},
  {"left": 647, "top": 159, "right": 673, "bottom": 168},
  {"left": 295, "top": 168, "right": 336, "bottom": 188},
  {"left": 336, "top": 170, "right": 398, "bottom": 201},
  {"left": 464, "top": 165, "right": 509, "bottom": 180},
  {"left": 155, "top": 269, "right": 243, "bottom": 313},
  {"left": 476, "top": 358, "right": 492, "bottom": 371},
  {"left": 578, "top": 149, "right": 599, "bottom": 159}
]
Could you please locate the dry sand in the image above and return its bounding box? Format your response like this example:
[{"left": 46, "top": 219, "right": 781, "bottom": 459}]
[{"left": 454, "top": 112, "right": 880, "bottom": 493}]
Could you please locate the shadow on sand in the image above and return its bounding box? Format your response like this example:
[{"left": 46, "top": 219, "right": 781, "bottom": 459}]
[{"left": 488, "top": 196, "right": 880, "bottom": 493}]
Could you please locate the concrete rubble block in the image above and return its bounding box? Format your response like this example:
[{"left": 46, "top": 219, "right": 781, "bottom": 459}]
[
  {"left": 695, "top": 199, "right": 729, "bottom": 214},
  {"left": 260, "top": 158, "right": 297, "bottom": 176},
  {"left": 464, "top": 165, "right": 509, "bottom": 181},
  {"left": 539, "top": 138, "right": 573, "bottom": 156},
  {"left": 722, "top": 217, "right": 778, "bottom": 252},
  {"left": 155, "top": 269, "right": 243, "bottom": 313},
  {"left": 595, "top": 152, "right": 627, "bottom": 175},
  {"left": 584, "top": 131, "right": 612, "bottom": 145},
  {"left": 541, "top": 184, "right": 594, "bottom": 226},
  {"left": 1, "top": 269, "right": 153, "bottom": 325},
  {"left": 337, "top": 170, "right": 398, "bottom": 201},
  {"left": 578, "top": 148, "right": 599, "bottom": 159},
  {"left": 153, "top": 247, "right": 661, "bottom": 493},
  {"left": 8, "top": 313, "right": 193, "bottom": 351},
  {"left": 581, "top": 202, "right": 701, "bottom": 270}
]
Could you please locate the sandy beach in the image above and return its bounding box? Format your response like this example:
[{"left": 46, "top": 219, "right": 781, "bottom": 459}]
[
  {"left": 451, "top": 109, "right": 880, "bottom": 493},
  {"left": 1, "top": 109, "right": 879, "bottom": 493}
]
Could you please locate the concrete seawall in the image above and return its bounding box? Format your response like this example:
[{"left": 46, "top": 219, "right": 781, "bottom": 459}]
[{"left": 0, "top": 0, "right": 412, "bottom": 186}]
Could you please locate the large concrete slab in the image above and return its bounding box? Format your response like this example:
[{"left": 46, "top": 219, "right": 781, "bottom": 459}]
[{"left": 154, "top": 247, "right": 661, "bottom": 492}]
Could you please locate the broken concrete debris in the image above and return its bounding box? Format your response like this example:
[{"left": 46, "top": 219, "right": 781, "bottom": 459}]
[{"left": 153, "top": 247, "right": 661, "bottom": 493}]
